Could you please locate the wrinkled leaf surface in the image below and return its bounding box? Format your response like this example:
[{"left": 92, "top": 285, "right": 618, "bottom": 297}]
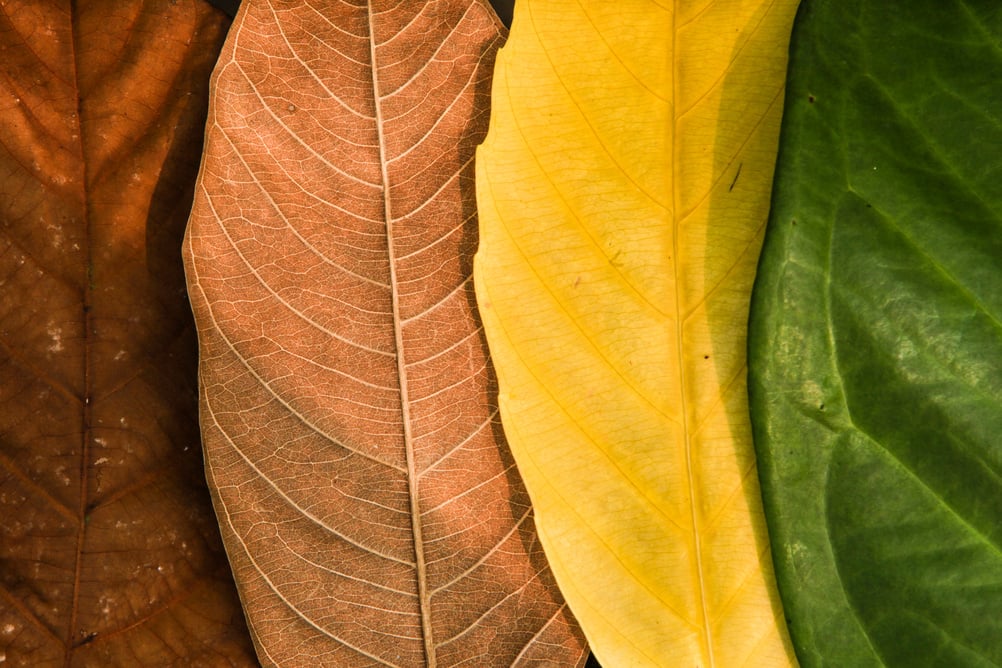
[
  {"left": 0, "top": 1, "right": 256, "bottom": 665},
  {"left": 474, "top": 0, "right": 799, "bottom": 665},
  {"left": 749, "top": 2, "right": 1002, "bottom": 665},
  {"left": 183, "top": 1, "right": 586, "bottom": 665}
]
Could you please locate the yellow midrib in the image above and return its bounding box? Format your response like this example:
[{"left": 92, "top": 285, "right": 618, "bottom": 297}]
[{"left": 669, "top": 2, "right": 716, "bottom": 663}]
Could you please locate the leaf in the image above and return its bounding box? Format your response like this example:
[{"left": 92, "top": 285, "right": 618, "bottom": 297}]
[
  {"left": 749, "top": 1, "right": 1002, "bottom": 665},
  {"left": 0, "top": 1, "right": 256, "bottom": 665},
  {"left": 182, "top": 1, "right": 587, "bottom": 665},
  {"left": 473, "top": 0, "right": 800, "bottom": 665}
]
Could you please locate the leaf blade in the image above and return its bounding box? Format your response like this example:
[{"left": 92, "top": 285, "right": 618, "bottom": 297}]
[
  {"left": 750, "top": 2, "right": 1002, "bottom": 665},
  {"left": 474, "top": 0, "right": 800, "bottom": 665},
  {"left": 0, "top": 1, "right": 255, "bottom": 665},
  {"left": 184, "top": 1, "right": 586, "bottom": 665}
]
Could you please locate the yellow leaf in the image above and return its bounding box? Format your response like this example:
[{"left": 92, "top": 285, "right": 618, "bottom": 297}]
[{"left": 473, "top": 1, "right": 800, "bottom": 665}]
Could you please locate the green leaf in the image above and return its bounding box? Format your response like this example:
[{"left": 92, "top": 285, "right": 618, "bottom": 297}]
[{"left": 749, "top": 1, "right": 1002, "bottom": 665}]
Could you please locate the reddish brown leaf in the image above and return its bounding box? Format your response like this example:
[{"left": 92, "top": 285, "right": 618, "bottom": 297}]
[
  {"left": 183, "top": 1, "right": 587, "bottom": 665},
  {"left": 0, "top": 1, "right": 257, "bottom": 665}
]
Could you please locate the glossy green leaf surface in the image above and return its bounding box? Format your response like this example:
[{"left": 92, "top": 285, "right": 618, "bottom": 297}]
[{"left": 749, "top": 1, "right": 1002, "bottom": 665}]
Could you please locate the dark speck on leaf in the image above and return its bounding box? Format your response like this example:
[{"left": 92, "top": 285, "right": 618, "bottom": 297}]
[
  {"left": 75, "top": 632, "right": 97, "bottom": 648},
  {"left": 728, "top": 162, "right": 743, "bottom": 192}
]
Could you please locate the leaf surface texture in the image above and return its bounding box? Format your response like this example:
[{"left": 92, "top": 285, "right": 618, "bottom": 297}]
[
  {"left": 0, "top": 1, "right": 256, "bottom": 665},
  {"left": 183, "top": 1, "right": 586, "bottom": 665},
  {"left": 474, "top": 0, "right": 799, "bottom": 665},
  {"left": 750, "top": 1, "right": 1002, "bottom": 665}
]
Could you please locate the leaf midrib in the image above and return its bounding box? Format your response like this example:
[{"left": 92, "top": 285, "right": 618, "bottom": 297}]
[
  {"left": 65, "top": 9, "right": 93, "bottom": 661},
  {"left": 366, "top": 5, "right": 435, "bottom": 667},
  {"left": 669, "top": 5, "right": 715, "bottom": 666}
]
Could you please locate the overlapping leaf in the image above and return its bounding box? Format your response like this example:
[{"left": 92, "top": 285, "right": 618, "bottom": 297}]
[
  {"left": 473, "top": 1, "right": 801, "bottom": 665},
  {"left": 0, "top": 1, "right": 256, "bottom": 665},
  {"left": 750, "top": 2, "right": 1002, "bottom": 665},
  {"left": 183, "top": 1, "right": 586, "bottom": 665}
]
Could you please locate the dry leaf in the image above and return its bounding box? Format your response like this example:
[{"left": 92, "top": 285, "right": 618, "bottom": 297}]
[
  {"left": 183, "top": 1, "right": 586, "bottom": 665},
  {"left": 0, "top": 1, "right": 256, "bottom": 665}
]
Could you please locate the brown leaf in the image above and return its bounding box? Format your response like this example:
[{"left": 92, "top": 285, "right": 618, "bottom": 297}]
[
  {"left": 183, "top": 1, "right": 587, "bottom": 665},
  {"left": 0, "top": 1, "right": 257, "bottom": 665}
]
